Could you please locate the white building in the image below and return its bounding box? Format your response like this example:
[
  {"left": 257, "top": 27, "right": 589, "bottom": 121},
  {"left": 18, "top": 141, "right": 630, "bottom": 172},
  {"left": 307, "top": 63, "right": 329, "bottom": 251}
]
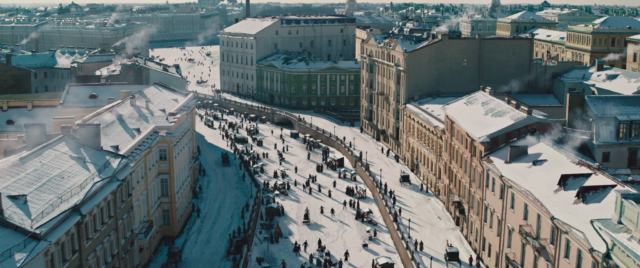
[
  {"left": 219, "top": 15, "right": 356, "bottom": 96},
  {"left": 459, "top": 14, "right": 497, "bottom": 38},
  {"left": 127, "top": 12, "right": 220, "bottom": 45},
  {"left": 536, "top": 9, "right": 597, "bottom": 28},
  {"left": 0, "top": 19, "right": 148, "bottom": 55}
]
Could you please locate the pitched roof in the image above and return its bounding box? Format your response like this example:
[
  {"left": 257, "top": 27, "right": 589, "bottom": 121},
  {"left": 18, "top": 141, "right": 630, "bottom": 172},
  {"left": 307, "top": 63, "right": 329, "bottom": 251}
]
[
  {"left": 505, "top": 11, "right": 549, "bottom": 21},
  {"left": 488, "top": 136, "right": 628, "bottom": 253},
  {"left": 59, "top": 84, "right": 148, "bottom": 108},
  {"left": 443, "top": 91, "right": 546, "bottom": 142},
  {"left": 585, "top": 95, "right": 640, "bottom": 116},
  {"left": 222, "top": 18, "right": 279, "bottom": 35},
  {"left": 580, "top": 16, "right": 640, "bottom": 30},
  {"left": 82, "top": 84, "right": 191, "bottom": 155},
  {"left": 559, "top": 66, "right": 640, "bottom": 95},
  {"left": 0, "top": 107, "right": 61, "bottom": 133},
  {"left": 524, "top": 28, "right": 566, "bottom": 43},
  {"left": 0, "top": 136, "right": 122, "bottom": 230}
]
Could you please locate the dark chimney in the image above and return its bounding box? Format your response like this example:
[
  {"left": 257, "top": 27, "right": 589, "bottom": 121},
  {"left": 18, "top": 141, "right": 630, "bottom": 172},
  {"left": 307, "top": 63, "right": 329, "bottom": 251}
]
[
  {"left": 596, "top": 59, "right": 605, "bottom": 72},
  {"left": 24, "top": 123, "right": 47, "bottom": 150},
  {"left": 61, "top": 125, "right": 73, "bottom": 137},
  {"left": 507, "top": 145, "right": 528, "bottom": 163},
  {"left": 246, "top": 0, "right": 251, "bottom": 18}
]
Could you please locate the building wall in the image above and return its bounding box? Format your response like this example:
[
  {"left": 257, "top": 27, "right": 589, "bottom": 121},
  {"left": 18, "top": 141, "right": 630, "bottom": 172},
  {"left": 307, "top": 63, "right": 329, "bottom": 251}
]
[
  {"left": 496, "top": 21, "right": 558, "bottom": 37},
  {"left": 565, "top": 28, "right": 640, "bottom": 68},
  {"left": 256, "top": 66, "right": 361, "bottom": 109},
  {"left": 533, "top": 39, "right": 567, "bottom": 61},
  {"left": 220, "top": 17, "right": 356, "bottom": 96},
  {"left": 0, "top": 63, "right": 32, "bottom": 95},
  {"left": 359, "top": 32, "right": 536, "bottom": 154},
  {"left": 128, "top": 13, "right": 220, "bottom": 44},
  {"left": 31, "top": 67, "right": 72, "bottom": 93},
  {"left": 460, "top": 20, "right": 497, "bottom": 38},
  {"left": 626, "top": 39, "right": 640, "bottom": 72}
]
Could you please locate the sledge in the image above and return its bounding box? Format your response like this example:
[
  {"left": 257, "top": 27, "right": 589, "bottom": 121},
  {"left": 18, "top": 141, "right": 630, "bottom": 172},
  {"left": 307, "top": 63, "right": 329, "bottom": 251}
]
[
  {"left": 399, "top": 172, "right": 411, "bottom": 185},
  {"left": 445, "top": 246, "right": 462, "bottom": 267},
  {"left": 302, "top": 208, "right": 310, "bottom": 224},
  {"left": 374, "top": 257, "right": 395, "bottom": 268}
]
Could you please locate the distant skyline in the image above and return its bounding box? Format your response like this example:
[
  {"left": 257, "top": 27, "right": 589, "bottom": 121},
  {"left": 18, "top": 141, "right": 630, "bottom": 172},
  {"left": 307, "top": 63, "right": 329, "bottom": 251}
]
[{"left": 1, "top": 0, "right": 638, "bottom": 7}]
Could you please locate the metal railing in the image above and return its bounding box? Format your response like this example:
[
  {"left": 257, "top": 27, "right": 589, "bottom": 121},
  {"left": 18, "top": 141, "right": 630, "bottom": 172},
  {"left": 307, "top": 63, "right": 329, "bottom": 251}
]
[
  {"left": 0, "top": 239, "right": 33, "bottom": 263},
  {"left": 31, "top": 158, "right": 114, "bottom": 227}
]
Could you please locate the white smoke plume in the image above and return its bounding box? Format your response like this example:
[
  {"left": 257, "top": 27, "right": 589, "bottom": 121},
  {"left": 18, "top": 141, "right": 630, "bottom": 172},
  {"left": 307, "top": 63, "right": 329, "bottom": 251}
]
[
  {"left": 20, "top": 32, "right": 39, "bottom": 45},
  {"left": 113, "top": 26, "right": 157, "bottom": 55},
  {"left": 434, "top": 15, "right": 463, "bottom": 32},
  {"left": 186, "top": 27, "right": 219, "bottom": 46},
  {"left": 107, "top": 5, "right": 126, "bottom": 27},
  {"left": 602, "top": 50, "right": 626, "bottom": 62},
  {"left": 496, "top": 74, "right": 534, "bottom": 94}
]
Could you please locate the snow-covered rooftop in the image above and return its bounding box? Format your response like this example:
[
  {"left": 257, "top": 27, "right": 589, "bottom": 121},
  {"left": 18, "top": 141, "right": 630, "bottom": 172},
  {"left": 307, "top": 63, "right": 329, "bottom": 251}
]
[
  {"left": 60, "top": 84, "right": 148, "bottom": 108},
  {"left": 258, "top": 52, "right": 360, "bottom": 71},
  {"left": 354, "top": 15, "right": 399, "bottom": 24},
  {"left": 502, "top": 11, "right": 552, "bottom": 22},
  {"left": 406, "top": 96, "right": 461, "bottom": 130},
  {"left": 577, "top": 16, "right": 640, "bottom": 30},
  {"left": 0, "top": 107, "right": 60, "bottom": 133},
  {"left": 443, "top": 91, "right": 546, "bottom": 142},
  {"left": 586, "top": 95, "right": 640, "bottom": 116},
  {"left": 524, "top": 28, "right": 566, "bottom": 43},
  {"left": 628, "top": 34, "right": 640, "bottom": 41},
  {"left": 83, "top": 84, "right": 191, "bottom": 155},
  {"left": 509, "top": 94, "right": 562, "bottom": 106},
  {"left": 222, "top": 18, "right": 278, "bottom": 35},
  {"left": 12, "top": 49, "right": 93, "bottom": 69},
  {"left": 488, "top": 136, "right": 628, "bottom": 252},
  {"left": 559, "top": 66, "right": 640, "bottom": 95},
  {"left": 0, "top": 136, "right": 122, "bottom": 230}
]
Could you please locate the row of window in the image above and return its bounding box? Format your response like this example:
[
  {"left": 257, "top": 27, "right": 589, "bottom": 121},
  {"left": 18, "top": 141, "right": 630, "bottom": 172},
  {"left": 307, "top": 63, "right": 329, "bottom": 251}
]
[{"left": 222, "top": 39, "right": 253, "bottom": 50}]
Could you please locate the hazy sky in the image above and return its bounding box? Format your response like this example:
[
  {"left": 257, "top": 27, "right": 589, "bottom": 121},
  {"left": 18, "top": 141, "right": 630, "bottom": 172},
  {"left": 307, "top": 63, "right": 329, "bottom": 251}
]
[{"left": 2, "top": 0, "right": 638, "bottom": 7}]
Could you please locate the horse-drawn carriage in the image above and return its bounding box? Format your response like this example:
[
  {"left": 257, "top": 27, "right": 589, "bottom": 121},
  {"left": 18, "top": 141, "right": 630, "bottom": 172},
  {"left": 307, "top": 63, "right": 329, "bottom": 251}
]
[
  {"left": 399, "top": 172, "right": 411, "bottom": 185},
  {"left": 196, "top": 79, "right": 208, "bottom": 85},
  {"left": 445, "top": 246, "right": 462, "bottom": 267},
  {"left": 221, "top": 152, "right": 230, "bottom": 166}
]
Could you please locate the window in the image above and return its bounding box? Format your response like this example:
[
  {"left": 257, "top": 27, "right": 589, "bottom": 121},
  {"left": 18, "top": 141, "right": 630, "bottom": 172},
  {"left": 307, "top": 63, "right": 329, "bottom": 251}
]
[
  {"left": 34, "top": 72, "right": 37, "bottom": 79},
  {"left": 44, "top": 72, "right": 48, "bottom": 78},
  {"left": 632, "top": 123, "right": 640, "bottom": 139},
  {"left": 159, "top": 148, "right": 168, "bottom": 161},
  {"left": 160, "top": 178, "right": 169, "bottom": 197},
  {"left": 550, "top": 227, "right": 557, "bottom": 246},
  {"left": 507, "top": 228, "right": 513, "bottom": 249},
  {"left": 510, "top": 193, "right": 515, "bottom": 210},
  {"left": 564, "top": 239, "right": 572, "bottom": 259},
  {"left": 634, "top": 52, "right": 638, "bottom": 63},
  {"left": 500, "top": 184, "right": 504, "bottom": 199},
  {"left": 576, "top": 249, "right": 583, "bottom": 268},
  {"left": 521, "top": 242, "right": 527, "bottom": 267},
  {"left": 602, "top": 152, "right": 610, "bottom": 162},
  {"left": 490, "top": 211, "right": 494, "bottom": 229},
  {"left": 275, "top": 31, "right": 278, "bottom": 35},
  {"left": 484, "top": 206, "right": 488, "bottom": 223},
  {"left": 536, "top": 213, "right": 542, "bottom": 238},
  {"left": 328, "top": 40, "right": 332, "bottom": 46},
  {"left": 162, "top": 209, "right": 171, "bottom": 226},
  {"left": 310, "top": 40, "right": 314, "bottom": 47},
  {"left": 488, "top": 244, "right": 492, "bottom": 258},
  {"left": 619, "top": 122, "right": 629, "bottom": 139},
  {"left": 491, "top": 177, "right": 496, "bottom": 193},
  {"left": 331, "top": 98, "right": 336, "bottom": 106},
  {"left": 523, "top": 203, "right": 529, "bottom": 221}
]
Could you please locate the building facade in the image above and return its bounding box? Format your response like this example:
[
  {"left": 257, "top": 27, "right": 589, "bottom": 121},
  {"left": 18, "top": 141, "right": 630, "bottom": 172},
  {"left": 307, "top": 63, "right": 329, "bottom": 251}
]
[
  {"left": 219, "top": 16, "right": 356, "bottom": 96},
  {"left": 255, "top": 52, "right": 360, "bottom": 110},
  {"left": 536, "top": 9, "right": 597, "bottom": 28},
  {"left": 460, "top": 15, "right": 497, "bottom": 38},
  {"left": 127, "top": 12, "right": 220, "bottom": 45},
  {"left": 626, "top": 34, "right": 640, "bottom": 72},
  {"left": 357, "top": 27, "right": 563, "bottom": 154},
  {"left": 496, "top": 11, "right": 558, "bottom": 37},
  {"left": 564, "top": 16, "right": 640, "bottom": 69}
]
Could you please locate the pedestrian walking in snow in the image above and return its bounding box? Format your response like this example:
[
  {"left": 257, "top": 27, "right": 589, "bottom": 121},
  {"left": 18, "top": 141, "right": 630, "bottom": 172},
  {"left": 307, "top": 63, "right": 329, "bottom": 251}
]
[
  {"left": 281, "top": 259, "right": 286, "bottom": 268},
  {"left": 295, "top": 166, "right": 298, "bottom": 173},
  {"left": 303, "top": 240, "right": 308, "bottom": 252},
  {"left": 333, "top": 180, "right": 336, "bottom": 188},
  {"left": 338, "top": 259, "right": 343, "bottom": 268},
  {"left": 330, "top": 208, "right": 335, "bottom": 217},
  {"left": 320, "top": 206, "right": 324, "bottom": 214},
  {"left": 415, "top": 240, "right": 418, "bottom": 250},
  {"left": 469, "top": 255, "right": 474, "bottom": 266},
  {"left": 420, "top": 240, "right": 424, "bottom": 251},
  {"left": 399, "top": 207, "right": 402, "bottom": 216},
  {"left": 343, "top": 200, "right": 347, "bottom": 209},
  {"left": 318, "top": 238, "right": 323, "bottom": 249},
  {"left": 328, "top": 190, "right": 332, "bottom": 198},
  {"left": 373, "top": 228, "right": 377, "bottom": 237},
  {"left": 343, "top": 250, "right": 349, "bottom": 262}
]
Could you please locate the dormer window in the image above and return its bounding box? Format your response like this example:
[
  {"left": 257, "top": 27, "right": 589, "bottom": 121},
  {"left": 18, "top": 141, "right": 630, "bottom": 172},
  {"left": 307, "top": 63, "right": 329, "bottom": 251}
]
[
  {"left": 619, "top": 122, "right": 629, "bottom": 140},
  {"left": 89, "top": 93, "right": 98, "bottom": 99}
]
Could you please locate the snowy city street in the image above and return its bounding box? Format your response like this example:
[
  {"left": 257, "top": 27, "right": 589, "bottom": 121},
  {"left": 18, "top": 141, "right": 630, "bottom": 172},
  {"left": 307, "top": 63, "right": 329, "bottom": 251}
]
[{"left": 151, "top": 45, "right": 478, "bottom": 268}]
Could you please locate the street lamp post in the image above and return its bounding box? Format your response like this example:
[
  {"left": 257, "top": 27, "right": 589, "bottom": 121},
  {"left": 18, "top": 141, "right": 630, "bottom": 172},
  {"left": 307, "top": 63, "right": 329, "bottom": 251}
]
[
  {"left": 380, "top": 168, "right": 382, "bottom": 182},
  {"left": 408, "top": 218, "right": 411, "bottom": 238},
  {"left": 366, "top": 151, "right": 368, "bottom": 164},
  {"left": 334, "top": 126, "right": 336, "bottom": 138},
  {"left": 353, "top": 137, "right": 355, "bottom": 149}
]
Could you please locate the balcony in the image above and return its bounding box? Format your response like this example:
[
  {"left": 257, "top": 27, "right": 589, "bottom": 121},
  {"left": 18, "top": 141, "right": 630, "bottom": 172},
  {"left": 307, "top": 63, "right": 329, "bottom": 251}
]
[
  {"left": 505, "top": 252, "right": 522, "bottom": 268},
  {"left": 519, "top": 225, "right": 554, "bottom": 265},
  {"left": 137, "top": 221, "right": 155, "bottom": 241}
]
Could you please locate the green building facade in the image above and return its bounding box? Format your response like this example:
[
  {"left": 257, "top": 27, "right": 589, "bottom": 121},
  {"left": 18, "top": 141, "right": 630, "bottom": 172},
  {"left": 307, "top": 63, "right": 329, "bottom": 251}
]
[{"left": 256, "top": 53, "right": 361, "bottom": 110}]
